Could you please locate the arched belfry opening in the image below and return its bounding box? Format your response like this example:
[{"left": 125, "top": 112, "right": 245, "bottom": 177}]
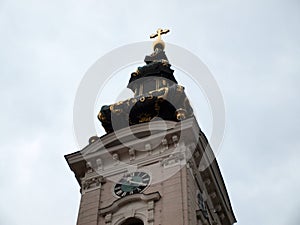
[{"left": 120, "top": 217, "right": 144, "bottom": 225}]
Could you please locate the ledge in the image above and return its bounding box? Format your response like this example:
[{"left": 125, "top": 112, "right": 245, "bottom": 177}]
[{"left": 99, "top": 192, "right": 161, "bottom": 216}]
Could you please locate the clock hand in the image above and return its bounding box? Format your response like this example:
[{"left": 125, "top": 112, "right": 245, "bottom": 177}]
[{"left": 128, "top": 180, "right": 147, "bottom": 186}]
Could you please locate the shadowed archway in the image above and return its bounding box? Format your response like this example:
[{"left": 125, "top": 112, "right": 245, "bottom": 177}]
[{"left": 120, "top": 217, "right": 144, "bottom": 225}]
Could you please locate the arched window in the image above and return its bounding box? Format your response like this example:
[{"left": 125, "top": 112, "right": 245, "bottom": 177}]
[{"left": 120, "top": 217, "right": 144, "bottom": 225}]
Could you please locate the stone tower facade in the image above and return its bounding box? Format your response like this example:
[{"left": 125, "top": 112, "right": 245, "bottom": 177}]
[{"left": 65, "top": 29, "right": 236, "bottom": 225}]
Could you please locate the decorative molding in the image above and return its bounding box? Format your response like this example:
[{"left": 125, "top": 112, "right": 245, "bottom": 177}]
[
  {"left": 147, "top": 200, "right": 155, "bottom": 223},
  {"left": 215, "top": 204, "right": 222, "bottom": 212},
  {"left": 112, "top": 153, "right": 119, "bottom": 165},
  {"left": 81, "top": 175, "right": 105, "bottom": 194},
  {"left": 209, "top": 192, "right": 217, "bottom": 199},
  {"left": 161, "top": 152, "right": 185, "bottom": 168},
  {"left": 96, "top": 158, "right": 103, "bottom": 170},
  {"left": 145, "top": 143, "right": 151, "bottom": 151},
  {"left": 86, "top": 161, "right": 94, "bottom": 173},
  {"left": 172, "top": 135, "right": 179, "bottom": 147},
  {"left": 196, "top": 210, "right": 209, "bottom": 225},
  {"left": 99, "top": 192, "right": 161, "bottom": 216},
  {"left": 145, "top": 143, "right": 152, "bottom": 155},
  {"left": 204, "top": 178, "right": 211, "bottom": 186},
  {"left": 219, "top": 213, "right": 225, "bottom": 220},
  {"left": 129, "top": 148, "right": 135, "bottom": 161},
  {"left": 161, "top": 138, "right": 168, "bottom": 152},
  {"left": 105, "top": 213, "right": 112, "bottom": 224}
]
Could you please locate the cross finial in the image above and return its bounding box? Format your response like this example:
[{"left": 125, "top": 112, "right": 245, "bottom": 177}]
[
  {"left": 150, "top": 28, "right": 170, "bottom": 51},
  {"left": 150, "top": 28, "right": 170, "bottom": 40}
]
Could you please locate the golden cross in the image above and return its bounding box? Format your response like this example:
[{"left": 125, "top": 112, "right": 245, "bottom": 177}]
[{"left": 150, "top": 28, "right": 170, "bottom": 40}]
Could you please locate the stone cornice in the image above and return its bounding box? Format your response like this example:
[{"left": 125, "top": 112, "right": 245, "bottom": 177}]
[{"left": 64, "top": 118, "right": 200, "bottom": 182}]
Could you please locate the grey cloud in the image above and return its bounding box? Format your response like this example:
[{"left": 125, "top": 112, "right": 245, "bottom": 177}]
[{"left": 1, "top": 0, "right": 299, "bottom": 225}]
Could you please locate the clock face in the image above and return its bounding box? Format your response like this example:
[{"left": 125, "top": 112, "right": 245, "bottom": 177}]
[{"left": 114, "top": 172, "right": 150, "bottom": 197}]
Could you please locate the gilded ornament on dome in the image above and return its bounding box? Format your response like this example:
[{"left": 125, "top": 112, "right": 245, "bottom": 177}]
[{"left": 138, "top": 113, "right": 153, "bottom": 123}]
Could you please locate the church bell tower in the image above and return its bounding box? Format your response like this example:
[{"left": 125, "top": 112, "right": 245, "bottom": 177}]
[{"left": 65, "top": 29, "right": 236, "bottom": 225}]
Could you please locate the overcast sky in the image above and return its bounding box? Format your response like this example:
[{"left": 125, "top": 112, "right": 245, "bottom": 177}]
[{"left": 1, "top": 0, "right": 300, "bottom": 225}]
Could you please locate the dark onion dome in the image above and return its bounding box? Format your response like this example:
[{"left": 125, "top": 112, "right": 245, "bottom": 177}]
[
  {"left": 127, "top": 61, "right": 177, "bottom": 92},
  {"left": 98, "top": 84, "right": 193, "bottom": 134},
  {"left": 98, "top": 28, "right": 193, "bottom": 134}
]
